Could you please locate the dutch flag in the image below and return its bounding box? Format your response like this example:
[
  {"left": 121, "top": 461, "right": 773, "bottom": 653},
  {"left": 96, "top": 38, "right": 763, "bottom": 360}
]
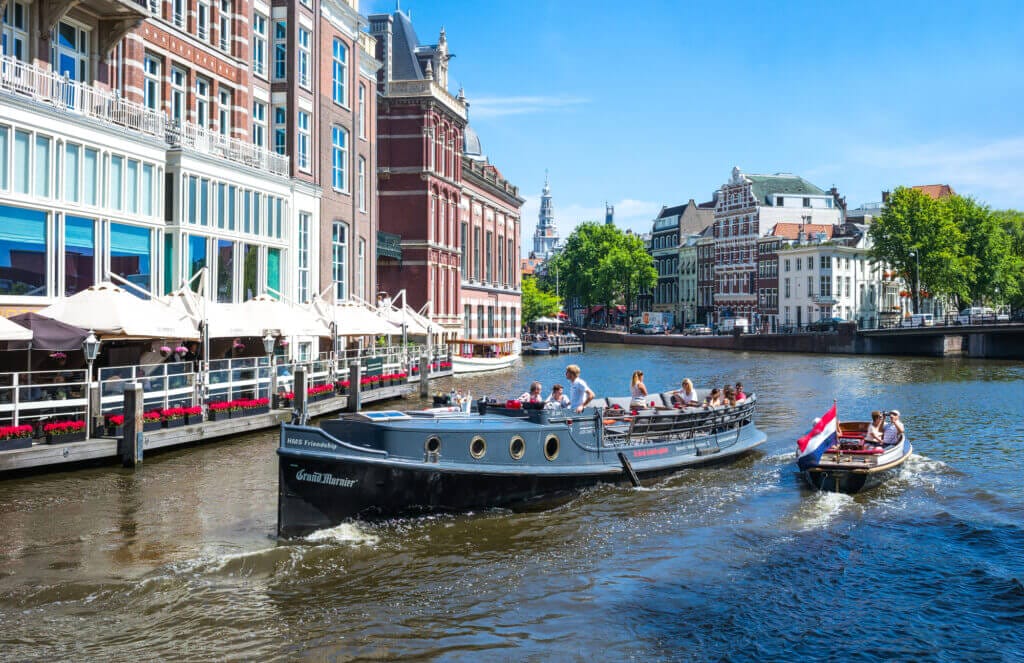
[{"left": 796, "top": 404, "right": 838, "bottom": 471}]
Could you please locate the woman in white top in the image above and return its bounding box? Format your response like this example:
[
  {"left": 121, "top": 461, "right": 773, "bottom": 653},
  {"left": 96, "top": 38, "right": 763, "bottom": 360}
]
[
  {"left": 630, "top": 370, "right": 649, "bottom": 408},
  {"left": 672, "top": 378, "right": 700, "bottom": 407}
]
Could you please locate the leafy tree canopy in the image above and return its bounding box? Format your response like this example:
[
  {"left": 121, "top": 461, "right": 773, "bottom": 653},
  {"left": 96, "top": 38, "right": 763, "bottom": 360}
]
[{"left": 520, "top": 276, "right": 561, "bottom": 325}]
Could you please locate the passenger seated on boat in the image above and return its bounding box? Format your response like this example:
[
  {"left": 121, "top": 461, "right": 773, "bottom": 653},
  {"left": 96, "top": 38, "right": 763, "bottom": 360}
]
[
  {"left": 723, "top": 385, "right": 737, "bottom": 407},
  {"left": 865, "top": 411, "right": 884, "bottom": 444},
  {"left": 545, "top": 384, "right": 570, "bottom": 408},
  {"left": 882, "top": 410, "right": 904, "bottom": 446},
  {"left": 704, "top": 388, "right": 723, "bottom": 408},
  {"left": 670, "top": 378, "right": 701, "bottom": 408},
  {"left": 735, "top": 382, "right": 747, "bottom": 401},
  {"left": 518, "top": 381, "right": 544, "bottom": 405}
]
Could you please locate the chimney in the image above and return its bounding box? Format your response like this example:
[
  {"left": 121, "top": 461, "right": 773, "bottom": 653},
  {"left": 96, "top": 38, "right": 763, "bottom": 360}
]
[{"left": 797, "top": 226, "right": 805, "bottom": 244}]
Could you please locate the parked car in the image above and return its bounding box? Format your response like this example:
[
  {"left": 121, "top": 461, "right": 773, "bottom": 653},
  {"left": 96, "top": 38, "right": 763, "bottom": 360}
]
[
  {"left": 684, "top": 324, "right": 713, "bottom": 336},
  {"left": 957, "top": 307, "right": 995, "bottom": 325},
  {"left": 808, "top": 317, "right": 847, "bottom": 332},
  {"left": 900, "top": 313, "right": 935, "bottom": 328},
  {"left": 719, "top": 318, "right": 749, "bottom": 334},
  {"left": 643, "top": 324, "right": 666, "bottom": 335}
]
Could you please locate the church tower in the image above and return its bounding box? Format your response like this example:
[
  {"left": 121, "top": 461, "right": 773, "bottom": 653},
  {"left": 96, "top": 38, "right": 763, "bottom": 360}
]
[{"left": 533, "top": 172, "right": 560, "bottom": 258}]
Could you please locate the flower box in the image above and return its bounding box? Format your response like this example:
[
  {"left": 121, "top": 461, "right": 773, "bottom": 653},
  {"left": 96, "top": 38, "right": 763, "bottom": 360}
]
[
  {"left": 43, "top": 420, "right": 87, "bottom": 444},
  {"left": 0, "top": 437, "right": 32, "bottom": 451},
  {"left": 162, "top": 417, "right": 187, "bottom": 429},
  {"left": 0, "top": 425, "right": 34, "bottom": 451},
  {"left": 336, "top": 380, "right": 350, "bottom": 396}
]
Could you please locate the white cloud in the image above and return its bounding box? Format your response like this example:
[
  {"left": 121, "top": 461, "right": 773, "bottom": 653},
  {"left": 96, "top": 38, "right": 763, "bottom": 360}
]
[
  {"left": 849, "top": 136, "right": 1024, "bottom": 206},
  {"left": 468, "top": 95, "right": 588, "bottom": 118},
  {"left": 519, "top": 197, "right": 662, "bottom": 256}
]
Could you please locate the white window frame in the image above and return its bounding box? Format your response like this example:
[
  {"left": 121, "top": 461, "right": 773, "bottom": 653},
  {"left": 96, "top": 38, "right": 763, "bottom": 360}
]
[
  {"left": 331, "top": 125, "right": 347, "bottom": 191},
  {"left": 218, "top": 0, "right": 231, "bottom": 53},
  {"left": 170, "top": 66, "right": 186, "bottom": 125},
  {"left": 357, "top": 237, "right": 365, "bottom": 300},
  {"left": 357, "top": 155, "right": 366, "bottom": 211},
  {"left": 252, "top": 13, "right": 267, "bottom": 78},
  {"left": 143, "top": 54, "right": 161, "bottom": 111},
  {"left": 331, "top": 38, "right": 347, "bottom": 105},
  {"left": 298, "top": 28, "right": 311, "bottom": 89},
  {"left": 196, "top": 0, "right": 209, "bottom": 41},
  {"left": 195, "top": 77, "right": 210, "bottom": 127},
  {"left": 172, "top": 0, "right": 185, "bottom": 28},
  {"left": 273, "top": 20, "right": 287, "bottom": 81},
  {"left": 2, "top": 1, "right": 30, "bottom": 62},
  {"left": 358, "top": 84, "right": 366, "bottom": 139},
  {"left": 218, "top": 88, "right": 231, "bottom": 136},
  {"left": 252, "top": 101, "right": 267, "bottom": 148},
  {"left": 297, "top": 110, "right": 310, "bottom": 172},
  {"left": 273, "top": 105, "right": 287, "bottom": 155},
  {"left": 332, "top": 221, "right": 348, "bottom": 300}
]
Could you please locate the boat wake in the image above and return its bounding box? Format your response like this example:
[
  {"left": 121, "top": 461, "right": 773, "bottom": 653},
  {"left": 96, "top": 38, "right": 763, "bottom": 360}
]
[
  {"left": 789, "top": 491, "right": 856, "bottom": 531},
  {"left": 305, "top": 522, "right": 381, "bottom": 546}
]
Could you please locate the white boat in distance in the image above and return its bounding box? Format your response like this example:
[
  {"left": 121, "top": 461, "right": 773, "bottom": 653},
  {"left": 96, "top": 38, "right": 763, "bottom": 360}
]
[{"left": 449, "top": 338, "right": 521, "bottom": 374}]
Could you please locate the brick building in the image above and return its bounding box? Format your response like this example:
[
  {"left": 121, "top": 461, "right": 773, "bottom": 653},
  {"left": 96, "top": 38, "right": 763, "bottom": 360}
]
[{"left": 370, "top": 10, "right": 521, "bottom": 340}]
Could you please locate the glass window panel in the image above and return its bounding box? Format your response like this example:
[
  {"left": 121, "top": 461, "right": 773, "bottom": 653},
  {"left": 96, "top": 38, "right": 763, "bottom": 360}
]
[
  {"left": 188, "top": 234, "right": 206, "bottom": 289},
  {"left": 13, "top": 130, "right": 29, "bottom": 194},
  {"left": 227, "top": 185, "right": 236, "bottom": 230},
  {"left": 252, "top": 192, "right": 260, "bottom": 235},
  {"left": 0, "top": 126, "right": 8, "bottom": 190},
  {"left": 243, "top": 190, "right": 251, "bottom": 233},
  {"left": 217, "top": 182, "right": 226, "bottom": 228},
  {"left": 64, "top": 214, "right": 94, "bottom": 295},
  {"left": 126, "top": 159, "right": 139, "bottom": 213},
  {"left": 0, "top": 204, "right": 47, "bottom": 295},
  {"left": 164, "top": 233, "right": 173, "bottom": 295},
  {"left": 199, "top": 178, "right": 209, "bottom": 225},
  {"left": 216, "top": 239, "right": 233, "bottom": 302},
  {"left": 243, "top": 243, "right": 258, "bottom": 299},
  {"left": 110, "top": 222, "right": 152, "bottom": 295},
  {"left": 34, "top": 135, "right": 50, "bottom": 196},
  {"left": 110, "top": 155, "right": 123, "bottom": 211},
  {"left": 63, "top": 143, "right": 80, "bottom": 202},
  {"left": 141, "top": 164, "right": 153, "bottom": 216},
  {"left": 83, "top": 148, "right": 98, "bottom": 205},
  {"left": 266, "top": 247, "right": 280, "bottom": 298}
]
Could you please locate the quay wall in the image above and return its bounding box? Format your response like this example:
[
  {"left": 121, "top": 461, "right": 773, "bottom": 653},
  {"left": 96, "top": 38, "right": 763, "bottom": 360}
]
[{"left": 580, "top": 328, "right": 862, "bottom": 355}]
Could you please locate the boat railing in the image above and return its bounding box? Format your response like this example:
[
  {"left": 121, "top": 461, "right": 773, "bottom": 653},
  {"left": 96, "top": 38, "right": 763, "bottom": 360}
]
[{"left": 601, "top": 399, "right": 757, "bottom": 451}]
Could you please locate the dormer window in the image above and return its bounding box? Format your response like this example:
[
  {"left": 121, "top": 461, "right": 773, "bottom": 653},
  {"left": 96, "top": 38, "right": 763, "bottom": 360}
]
[{"left": 776, "top": 196, "right": 784, "bottom": 206}]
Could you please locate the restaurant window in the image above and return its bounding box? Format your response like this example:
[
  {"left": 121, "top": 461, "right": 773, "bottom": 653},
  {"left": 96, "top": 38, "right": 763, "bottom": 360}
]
[
  {"left": 267, "top": 248, "right": 281, "bottom": 298},
  {"left": 64, "top": 215, "right": 94, "bottom": 295},
  {"left": 110, "top": 223, "right": 152, "bottom": 295},
  {"left": 0, "top": 205, "right": 46, "bottom": 296},
  {"left": 216, "top": 238, "right": 233, "bottom": 302},
  {"left": 243, "top": 243, "right": 259, "bottom": 300}
]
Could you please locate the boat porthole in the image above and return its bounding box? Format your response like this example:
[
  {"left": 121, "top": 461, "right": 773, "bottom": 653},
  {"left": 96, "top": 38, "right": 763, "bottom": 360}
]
[
  {"left": 544, "top": 435, "right": 559, "bottom": 461},
  {"left": 470, "top": 436, "right": 487, "bottom": 459},
  {"left": 425, "top": 436, "right": 442, "bottom": 455},
  {"left": 509, "top": 436, "right": 526, "bottom": 460}
]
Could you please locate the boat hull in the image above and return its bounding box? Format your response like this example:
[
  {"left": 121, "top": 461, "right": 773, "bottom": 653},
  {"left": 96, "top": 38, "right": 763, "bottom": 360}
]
[
  {"left": 451, "top": 353, "right": 520, "bottom": 374},
  {"left": 801, "top": 440, "right": 913, "bottom": 494},
  {"left": 276, "top": 404, "right": 767, "bottom": 537}
]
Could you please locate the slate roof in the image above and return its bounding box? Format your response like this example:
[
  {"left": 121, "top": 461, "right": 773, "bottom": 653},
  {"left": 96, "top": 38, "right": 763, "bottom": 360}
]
[
  {"left": 391, "top": 11, "right": 425, "bottom": 80},
  {"left": 746, "top": 174, "right": 827, "bottom": 205}
]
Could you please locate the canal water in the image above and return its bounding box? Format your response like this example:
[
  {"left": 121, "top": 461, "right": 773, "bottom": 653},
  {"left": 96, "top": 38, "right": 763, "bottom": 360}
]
[{"left": 1, "top": 344, "right": 1022, "bottom": 661}]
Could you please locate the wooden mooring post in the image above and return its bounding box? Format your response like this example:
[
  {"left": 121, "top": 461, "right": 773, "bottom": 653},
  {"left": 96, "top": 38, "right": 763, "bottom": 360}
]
[
  {"left": 293, "top": 368, "right": 307, "bottom": 423},
  {"left": 345, "top": 362, "right": 361, "bottom": 413},
  {"left": 118, "top": 383, "right": 144, "bottom": 467},
  {"left": 419, "top": 355, "right": 430, "bottom": 398}
]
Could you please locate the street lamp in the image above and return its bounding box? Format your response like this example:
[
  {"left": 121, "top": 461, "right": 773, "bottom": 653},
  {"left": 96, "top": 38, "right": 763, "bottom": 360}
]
[
  {"left": 908, "top": 250, "right": 920, "bottom": 314},
  {"left": 82, "top": 330, "right": 100, "bottom": 440},
  {"left": 263, "top": 331, "right": 276, "bottom": 401}
]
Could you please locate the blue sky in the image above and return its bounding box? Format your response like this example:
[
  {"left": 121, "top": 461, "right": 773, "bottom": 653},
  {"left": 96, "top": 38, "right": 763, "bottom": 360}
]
[{"left": 362, "top": 0, "right": 1024, "bottom": 251}]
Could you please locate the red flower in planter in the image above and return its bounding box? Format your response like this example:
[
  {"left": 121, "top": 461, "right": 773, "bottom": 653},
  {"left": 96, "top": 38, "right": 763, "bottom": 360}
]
[
  {"left": 360, "top": 377, "right": 372, "bottom": 386},
  {"left": 0, "top": 424, "right": 33, "bottom": 440},
  {"left": 208, "top": 401, "right": 232, "bottom": 412},
  {"left": 338, "top": 380, "right": 350, "bottom": 388},
  {"left": 106, "top": 414, "right": 125, "bottom": 426},
  {"left": 43, "top": 420, "right": 86, "bottom": 435},
  {"left": 143, "top": 411, "right": 162, "bottom": 423}
]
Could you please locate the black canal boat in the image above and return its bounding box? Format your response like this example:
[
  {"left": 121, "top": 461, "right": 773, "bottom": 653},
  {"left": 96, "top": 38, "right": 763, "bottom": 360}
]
[{"left": 277, "top": 394, "right": 766, "bottom": 537}]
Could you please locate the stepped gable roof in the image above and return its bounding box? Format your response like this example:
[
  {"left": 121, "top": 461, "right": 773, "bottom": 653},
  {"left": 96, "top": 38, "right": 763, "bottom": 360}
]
[
  {"left": 912, "top": 184, "right": 955, "bottom": 199},
  {"left": 769, "top": 223, "right": 835, "bottom": 240},
  {"left": 391, "top": 11, "right": 425, "bottom": 80},
  {"left": 746, "top": 173, "right": 827, "bottom": 205}
]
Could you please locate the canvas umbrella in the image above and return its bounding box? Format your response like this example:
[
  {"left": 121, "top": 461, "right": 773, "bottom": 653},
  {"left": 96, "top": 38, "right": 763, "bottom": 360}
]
[
  {"left": 0, "top": 316, "right": 32, "bottom": 342},
  {"left": 38, "top": 282, "right": 199, "bottom": 340}
]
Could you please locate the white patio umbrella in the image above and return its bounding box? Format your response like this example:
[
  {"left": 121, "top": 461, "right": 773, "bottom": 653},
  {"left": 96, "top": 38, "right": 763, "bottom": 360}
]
[
  {"left": 39, "top": 282, "right": 199, "bottom": 339},
  {"left": 0, "top": 316, "right": 32, "bottom": 342},
  {"left": 379, "top": 303, "right": 438, "bottom": 336},
  {"left": 533, "top": 316, "right": 562, "bottom": 325},
  {"left": 309, "top": 296, "right": 400, "bottom": 336},
  {"left": 206, "top": 295, "right": 331, "bottom": 338}
]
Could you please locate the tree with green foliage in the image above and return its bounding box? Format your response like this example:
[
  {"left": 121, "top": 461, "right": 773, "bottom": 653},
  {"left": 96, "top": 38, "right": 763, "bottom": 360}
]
[
  {"left": 949, "top": 196, "right": 1019, "bottom": 305},
  {"left": 547, "top": 223, "right": 656, "bottom": 325},
  {"left": 993, "top": 209, "right": 1024, "bottom": 310},
  {"left": 520, "top": 276, "right": 561, "bottom": 325},
  {"left": 869, "top": 187, "right": 969, "bottom": 311}
]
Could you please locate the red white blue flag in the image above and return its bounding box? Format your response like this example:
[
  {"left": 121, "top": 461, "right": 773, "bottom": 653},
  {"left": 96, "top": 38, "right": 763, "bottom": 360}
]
[{"left": 796, "top": 404, "right": 838, "bottom": 470}]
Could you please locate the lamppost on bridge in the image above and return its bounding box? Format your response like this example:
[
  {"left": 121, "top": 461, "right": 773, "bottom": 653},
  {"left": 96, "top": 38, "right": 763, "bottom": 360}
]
[{"left": 908, "top": 250, "right": 920, "bottom": 314}]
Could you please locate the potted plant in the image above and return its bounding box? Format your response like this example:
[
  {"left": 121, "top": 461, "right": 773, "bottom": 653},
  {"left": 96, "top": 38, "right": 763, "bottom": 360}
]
[
  {"left": 160, "top": 406, "right": 200, "bottom": 428},
  {"left": 207, "top": 400, "right": 232, "bottom": 421},
  {"left": 336, "top": 379, "right": 350, "bottom": 396},
  {"left": 0, "top": 424, "right": 34, "bottom": 451},
  {"left": 105, "top": 413, "right": 125, "bottom": 437},
  {"left": 276, "top": 391, "right": 294, "bottom": 409},
  {"left": 143, "top": 410, "right": 163, "bottom": 431},
  {"left": 43, "top": 419, "right": 87, "bottom": 444}
]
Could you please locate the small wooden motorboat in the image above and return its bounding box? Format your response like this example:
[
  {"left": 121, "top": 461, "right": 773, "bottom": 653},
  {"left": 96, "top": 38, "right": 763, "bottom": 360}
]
[
  {"left": 277, "top": 391, "right": 766, "bottom": 536},
  {"left": 449, "top": 338, "right": 521, "bottom": 373},
  {"left": 797, "top": 405, "right": 912, "bottom": 494}
]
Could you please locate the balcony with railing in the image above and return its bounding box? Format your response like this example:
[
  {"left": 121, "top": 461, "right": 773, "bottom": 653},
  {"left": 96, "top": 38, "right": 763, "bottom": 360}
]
[
  {"left": 0, "top": 54, "right": 289, "bottom": 177},
  {"left": 388, "top": 79, "right": 467, "bottom": 121}
]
